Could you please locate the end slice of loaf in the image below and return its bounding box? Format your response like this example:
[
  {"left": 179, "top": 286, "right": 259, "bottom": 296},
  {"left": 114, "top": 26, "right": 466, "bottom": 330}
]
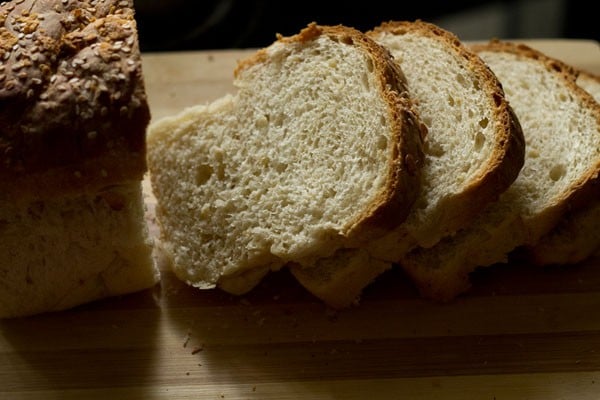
[
  {"left": 0, "top": 0, "right": 158, "bottom": 318},
  {"left": 401, "top": 41, "right": 600, "bottom": 301},
  {"left": 525, "top": 70, "right": 600, "bottom": 265},
  {"left": 147, "top": 23, "right": 424, "bottom": 293},
  {"left": 291, "top": 20, "right": 525, "bottom": 308}
]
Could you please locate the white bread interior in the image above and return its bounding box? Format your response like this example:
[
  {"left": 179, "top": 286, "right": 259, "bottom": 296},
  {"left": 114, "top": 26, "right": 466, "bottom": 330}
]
[{"left": 0, "top": 183, "right": 158, "bottom": 318}]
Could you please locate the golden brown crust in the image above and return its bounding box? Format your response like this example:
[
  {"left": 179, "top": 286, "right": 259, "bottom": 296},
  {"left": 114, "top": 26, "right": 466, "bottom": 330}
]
[
  {"left": 0, "top": 0, "right": 149, "bottom": 200},
  {"left": 237, "top": 23, "right": 426, "bottom": 242},
  {"left": 472, "top": 40, "right": 600, "bottom": 239},
  {"left": 369, "top": 20, "right": 526, "bottom": 240}
]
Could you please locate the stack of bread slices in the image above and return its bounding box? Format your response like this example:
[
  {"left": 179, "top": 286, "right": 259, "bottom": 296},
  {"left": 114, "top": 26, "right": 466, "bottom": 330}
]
[{"left": 148, "top": 20, "right": 600, "bottom": 308}]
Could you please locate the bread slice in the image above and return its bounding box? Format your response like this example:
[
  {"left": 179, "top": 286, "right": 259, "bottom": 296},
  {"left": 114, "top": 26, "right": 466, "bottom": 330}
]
[
  {"left": 0, "top": 0, "right": 158, "bottom": 318},
  {"left": 525, "top": 70, "right": 600, "bottom": 265},
  {"left": 147, "top": 24, "right": 424, "bottom": 294},
  {"left": 401, "top": 41, "right": 600, "bottom": 301},
  {"left": 291, "top": 20, "right": 525, "bottom": 308}
]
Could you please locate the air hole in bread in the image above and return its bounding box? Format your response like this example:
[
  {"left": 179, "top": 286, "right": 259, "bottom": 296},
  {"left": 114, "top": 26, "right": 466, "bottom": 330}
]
[
  {"left": 479, "top": 117, "right": 489, "bottom": 129},
  {"left": 366, "top": 57, "right": 374, "bottom": 73},
  {"left": 255, "top": 115, "right": 268, "bottom": 129},
  {"left": 275, "top": 162, "right": 288, "bottom": 173},
  {"left": 447, "top": 95, "right": 455, "bottom": 107},
  {"left": 378, "top": 134, "right": 388, "bottom": 150},
  {"left": 474, "top": 131, "right": 486, "bottom": 151},
  {"left": 361, "top": 72, "right": 370, "bottom": 90},
  {"left": 472, "top": 79, "right": 481, "bottom": 90},
  {"left": 558, "top": 92, "right": 569, "bottom": 102},
  {"left": 456, "top": 73, "right": 468, "bottom": 88},
  {"left": 528, "top": 149, "right": 540, "bottom": 158},
  {"left": 195, "top": 164, "right": 213, "bottom": 186},
  {"left": 424, "top": 140, "right": 445, "bottom": 157},
  {"left": 549, "top": 164, "right": 566, "bottom": 181}
]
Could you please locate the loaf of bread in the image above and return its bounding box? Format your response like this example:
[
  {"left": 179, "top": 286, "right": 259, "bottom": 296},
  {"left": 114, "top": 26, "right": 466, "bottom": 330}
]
[
  {"left": 147, "top": 23, "right": 424, "bottom": 295},
  {"left": 291, "top": 21, "right": 525, "bottom": 308},
  {"left": 401, "top": 41, "right": 600, "bottom": 301},
  {"left": 525, "top": 70, "right": 600, "bottom": 265},
  {"left": 0, "top": 0, "right": 159, "bottom": 318}
]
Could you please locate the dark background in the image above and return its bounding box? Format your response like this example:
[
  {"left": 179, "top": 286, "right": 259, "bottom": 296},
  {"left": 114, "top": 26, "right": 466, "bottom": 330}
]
[{"left": 133, "top": 0, "right": 598, "bottom": 52}]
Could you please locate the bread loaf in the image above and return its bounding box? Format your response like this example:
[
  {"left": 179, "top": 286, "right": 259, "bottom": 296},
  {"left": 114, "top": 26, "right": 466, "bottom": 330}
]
[
  {"left": 147, "top": 23, "right": 424, "bottom": 295},
  {"left": 401, "top": 41, "right": 600, "bottom": 301},
  {"left": 291, "top": 21, "right": 525, "bottom": 308},
  {"left": 0, "top": 0, "right": 158, "bottom": 318}
]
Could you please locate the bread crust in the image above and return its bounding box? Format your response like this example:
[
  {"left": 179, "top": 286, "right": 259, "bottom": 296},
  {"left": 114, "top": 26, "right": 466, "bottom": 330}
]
[
  {"left": 236, "top": 23, "right": 425, "bottom": 243},
  {"left": 0, "top": 0, "right": 149, "bottom": 201}
]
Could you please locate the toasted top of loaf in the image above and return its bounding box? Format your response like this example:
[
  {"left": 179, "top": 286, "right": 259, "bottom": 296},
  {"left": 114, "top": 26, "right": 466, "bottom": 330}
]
[
  {"left": 367, "top": 20, "right": 524, "bottom": 255},
  {"left": 147, "top": 24, "right": 424, "bottom": 290},
  {"left": 401, "top": 41, "right": 600, "bottom": 301},
  {"left": 0, "top": 0, "right": 149, "bottom": 200}
]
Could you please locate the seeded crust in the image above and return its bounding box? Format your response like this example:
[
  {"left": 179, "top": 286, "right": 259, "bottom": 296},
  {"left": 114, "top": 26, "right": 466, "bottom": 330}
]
[{"left": 0, "top": 0, "right": 149, "bottom": 201}]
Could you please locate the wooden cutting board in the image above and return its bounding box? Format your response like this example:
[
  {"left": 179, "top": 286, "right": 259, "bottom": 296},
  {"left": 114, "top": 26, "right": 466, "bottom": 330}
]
[{"left": 1, "top": 39, "right": 600, "bottom": 400}]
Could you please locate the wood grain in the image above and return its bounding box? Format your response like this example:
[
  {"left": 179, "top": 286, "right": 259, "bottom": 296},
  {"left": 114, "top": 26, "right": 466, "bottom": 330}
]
[{"left": 1, "top": 39, "right": 599, "bottom": 400}]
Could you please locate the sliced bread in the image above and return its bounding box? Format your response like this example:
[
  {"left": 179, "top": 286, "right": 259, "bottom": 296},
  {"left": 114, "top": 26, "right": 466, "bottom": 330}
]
[
  {"left": 291, "top": 20, "right": 525, "bottom": 308},
  {"left": 401, "top": 41, "right": 600, "bottom": 301},
  {"left": 147, "top": 24, "right": 424, "bottom": 294},
  {"left": 525, "top": 70, "right": 600, "bottom": 265}
]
